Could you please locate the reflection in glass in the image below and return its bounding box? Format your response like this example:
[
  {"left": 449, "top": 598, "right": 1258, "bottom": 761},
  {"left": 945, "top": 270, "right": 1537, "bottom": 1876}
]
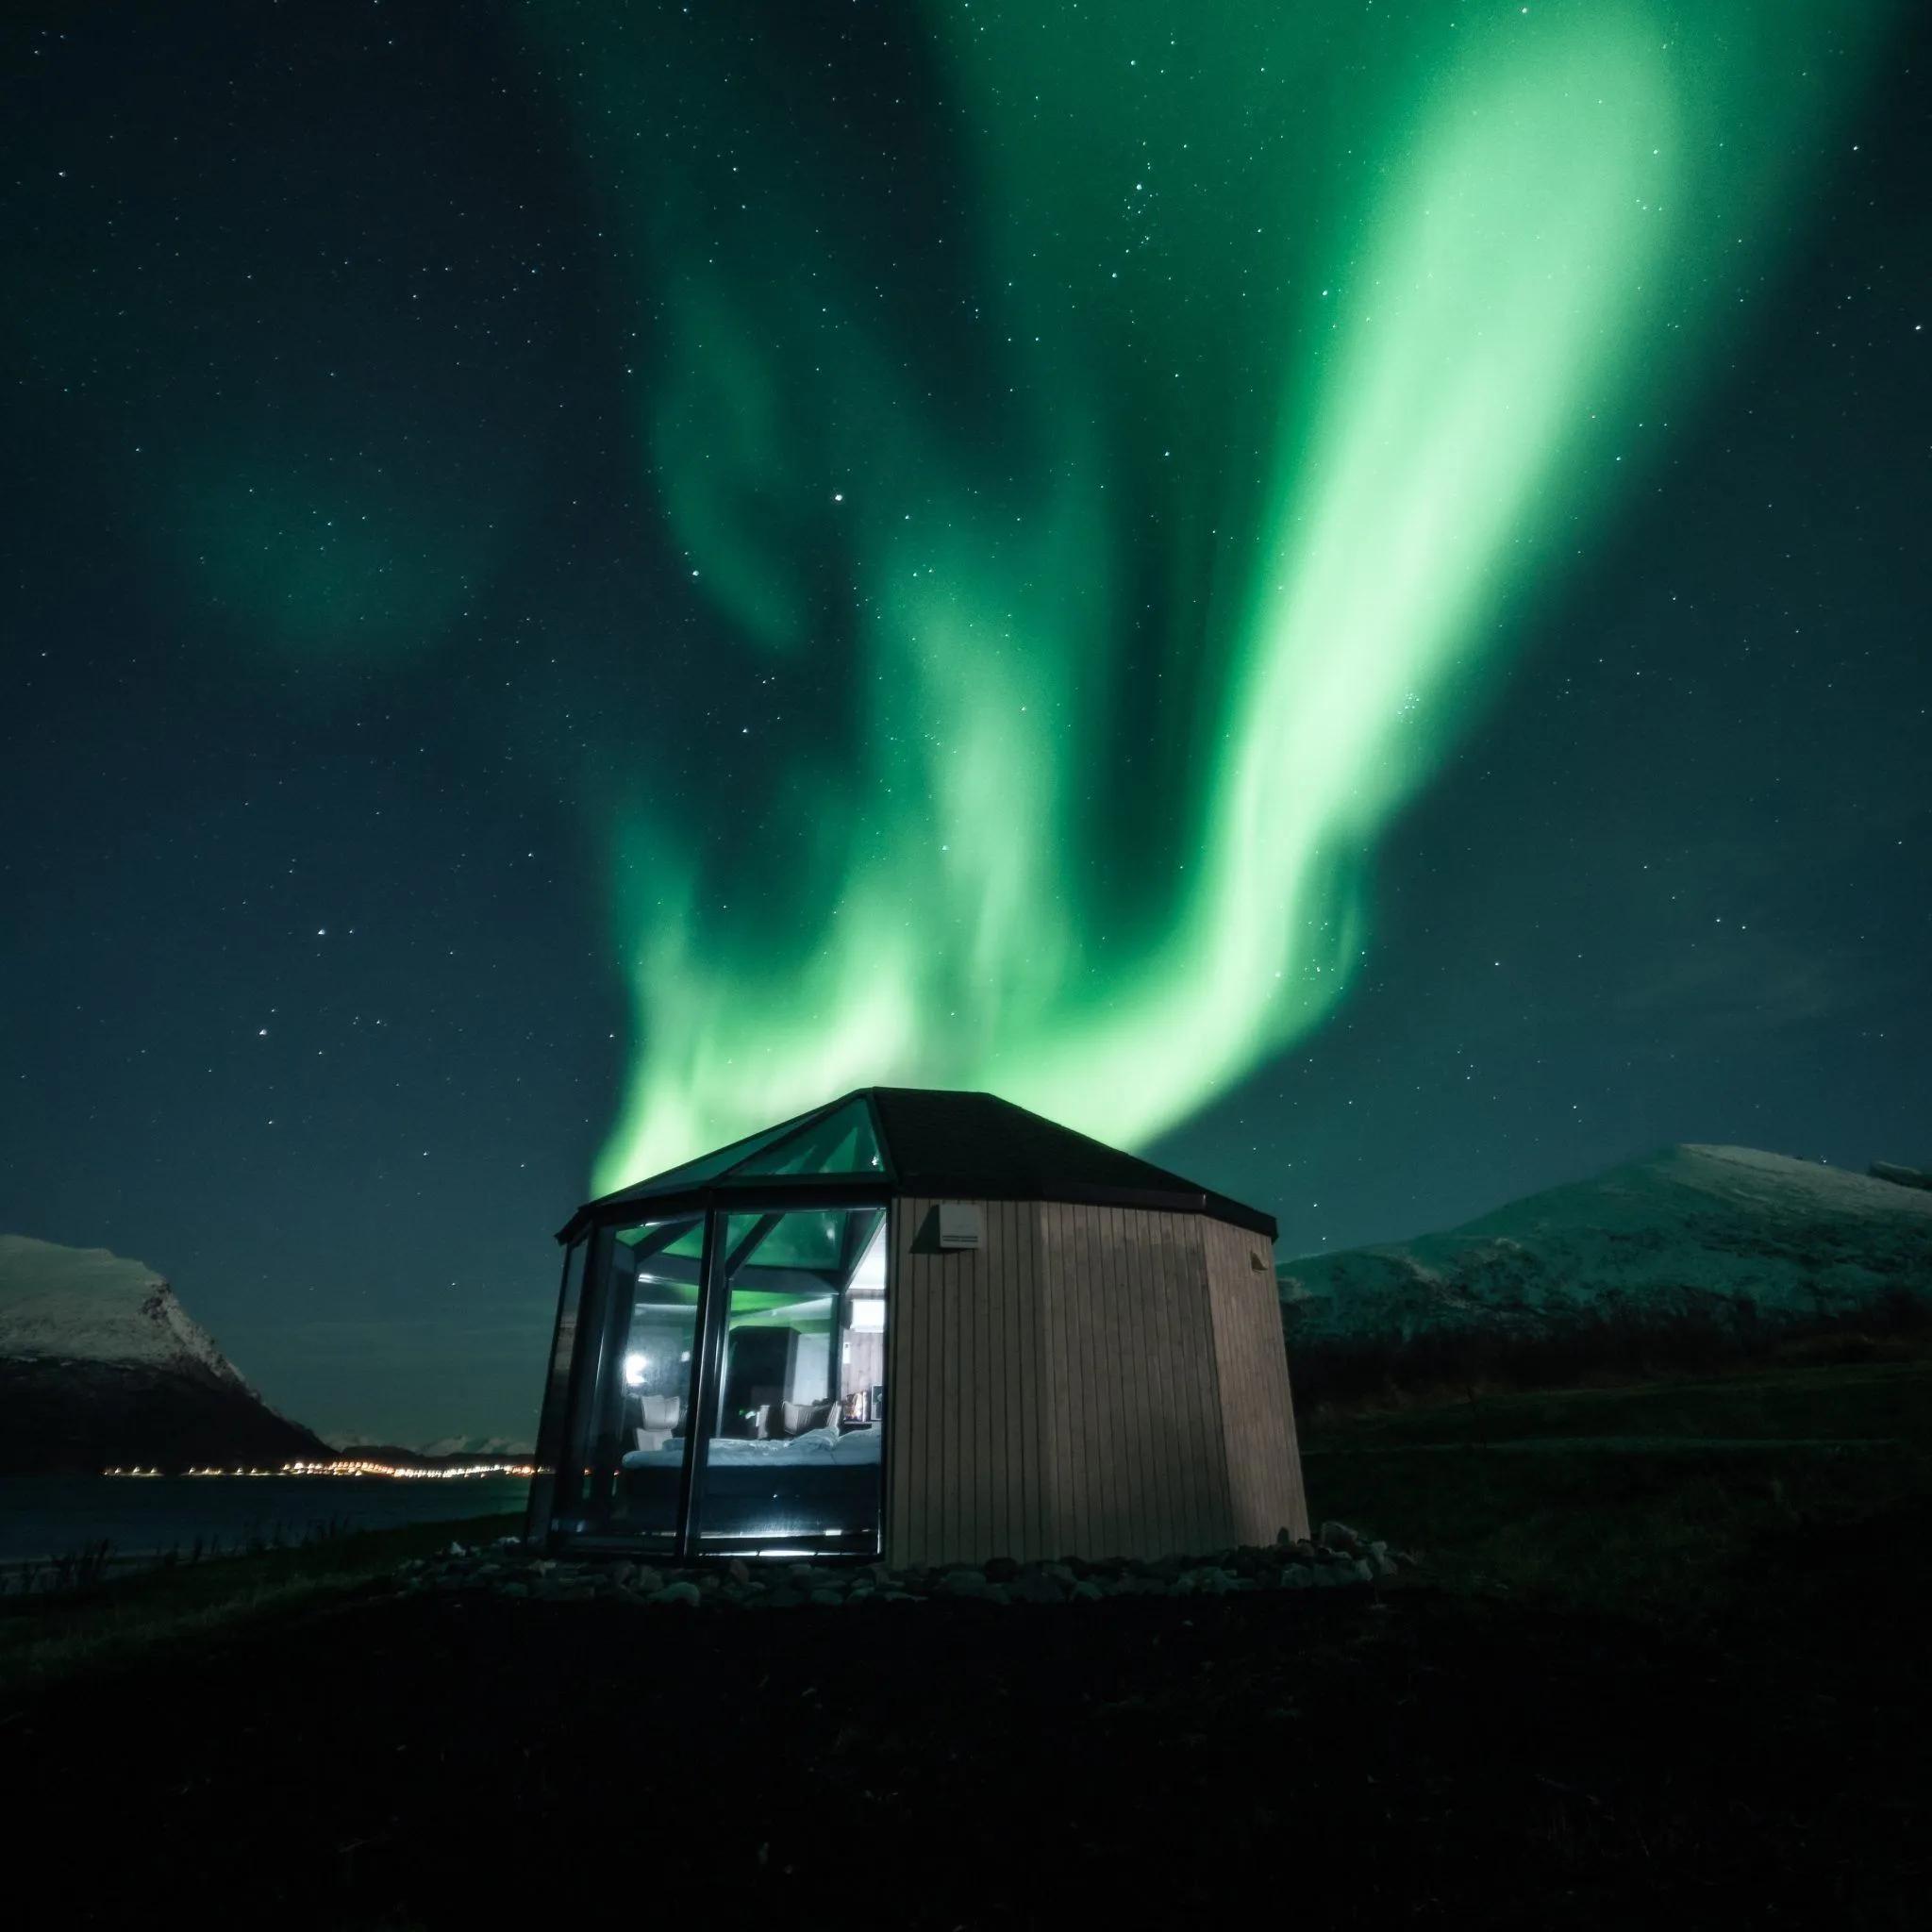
[
  {"left": 591, "top": 1215, "right": 704, "bottom": 1541},
  {"left": 691, "top": 1208, "right": 888, "bottom": 1550},
  {"left": 730, "top": 1097, "right": 884, "bottom": 1179}
]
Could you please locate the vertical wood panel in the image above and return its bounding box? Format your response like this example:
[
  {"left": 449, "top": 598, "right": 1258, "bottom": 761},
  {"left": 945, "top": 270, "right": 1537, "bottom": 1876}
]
[
  {"left": 885, "top": 1200, "right": 911, "bottom": 1563},
  {"left": 1001, "top": 1200, "right": 1028, "bottom": 1558},
  {"left": 1115, "top": 1209, "right": 1150, "bottom": 1556},
  {"left": 1024, "top": 1201, "right": 1044, "bottom": 1559},
  {"left": 1041, "top": 1203, "right": 1074, "bottom": 1559},
  {"left": 1055, "top": 1205, "right": 1090, "bottom": 1557},
  {"left": 1181, "top": 1215, "right": 1236, "bottom": 1552},
  {"left": 1147, "top": 1212, "right": 1193, "bottom": 1553},
  {"left": 1115, "top": 1208, "right": 1143, "bottom": 1555},
  {"left": 943, "top": 1205, "right": 963, "bottom": 1561},
  {"left": 1132, "top": 1210, "right": 1177, "bottom": 1559},
  {"left": 922, "top": 1201, "right": 945, "bottom": 1568},
  {"left": 1077, "top": 1207, "right": 1112, "bottom": 1554},
  {"left": 1113, "top": 1210, "right": 1148, "bottom": 1557},
  {"left": 1204, "top": 1220, "right": 1308, "bottom": 1545},
  {"left": 888, "top": 1194, "right": 1301, "bottom": 1568},
  {"left": 984, "top": 1200, "right": 1010, "bottom": 1562},
  {"left": 891, "top": 1196, "right": 925, "bottom": 1568},
  {"left": 1091, "top": 1208, "right": 1119, "bottom": 1555},
  {"left": 1141, "top": 1210, "right": 1180, "bottom": 1557}
]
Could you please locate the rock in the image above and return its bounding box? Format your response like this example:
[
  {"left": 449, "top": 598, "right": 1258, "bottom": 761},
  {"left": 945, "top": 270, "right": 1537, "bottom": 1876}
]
[
  {"left": 726, "top": 1558, "right": 752, "bottom": 1585},
  {"left": 498, "top": 1580, "right": 531, "bottom": 1598},
  {"left": 940, "top": 1567, "right": 990, "bottom": 1597},
  {"left": 984, "top": 1556, "right": 1021, "bottom": 1584},
  {"left": 1371, "top": 1548, "right": 1401, "bottom": 1578},
  {"left": 1008, "top": 1569, "right": 1065, "bottom": 1605},
  {"left": 1319, "top": 1521, "right": 1361, "bottom": 1553},
  {"left": 608, "top": 1561, "right": 637, "bottom": 1587},
  {"left": 1275, "top": 1568, "right": 1312, "bottom": 1590},
  {"left": 766, "top": 1586, "right": 805, "bottom": 1608},
  {"left": 528, "top": 1558, "right": 556, "bottom": 1574},
  {"left": 844, "top": 1586, "right": 874, "bottom": 1605},
  {"left": 783, "top": 1563, "right": 817, "bottom": 1589},
  {"left": 1043, "top": 1562, "right": 1078, "bottom": 1587},
  {"left": 1175, "top": 1567, "right": 1236, "bottom": 1596},
  {"left": 650, "top": 1580, "right": 702, "bottom": 1607},
  {"left": 808, "top": 1588, "right": 844, "bottom": 1607},
  {"left": 1070, "top": 1580, "right": 1107, "bottom": 1602}
]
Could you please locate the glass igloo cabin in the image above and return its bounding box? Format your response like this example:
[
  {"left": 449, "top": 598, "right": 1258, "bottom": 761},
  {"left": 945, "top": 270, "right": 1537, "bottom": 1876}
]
[{"left": 526, "top": 1089, "right": 1307, "bottom": 1565}]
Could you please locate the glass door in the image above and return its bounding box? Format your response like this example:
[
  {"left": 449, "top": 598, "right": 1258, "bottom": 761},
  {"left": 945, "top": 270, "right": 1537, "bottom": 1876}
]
[
  {"left": 687, "top": 1206, "right": 888, "bottom": 1553},
  {"left": 577, "top": 1214, "right": 707, "bottom": 1546}
]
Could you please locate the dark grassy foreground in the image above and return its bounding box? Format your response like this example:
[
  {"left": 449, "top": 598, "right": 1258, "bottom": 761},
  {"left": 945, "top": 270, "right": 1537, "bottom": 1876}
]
[{"left": 5, "top": 1357, "right": 1929, "bottom": 1930}]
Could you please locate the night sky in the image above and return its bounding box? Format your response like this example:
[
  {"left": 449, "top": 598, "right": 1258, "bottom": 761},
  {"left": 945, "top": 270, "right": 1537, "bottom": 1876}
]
[{"left": 4, "top": 2, "right": 1926, "bottom": 1448}]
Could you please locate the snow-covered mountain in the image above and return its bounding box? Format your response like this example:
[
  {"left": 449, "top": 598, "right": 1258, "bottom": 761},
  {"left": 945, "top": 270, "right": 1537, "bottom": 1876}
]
[
  {"left": 0, "top": 1235, "right": 326, "bottom": 1474},
  {"left": 1278, "top": 1145, "right": 1932, "bottom": 1394}
]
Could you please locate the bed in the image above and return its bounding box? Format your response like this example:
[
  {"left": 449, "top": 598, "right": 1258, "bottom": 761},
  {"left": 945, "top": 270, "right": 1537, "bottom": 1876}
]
[{"left": 617, "top": 1424, "right": 881, "bottom": 1540}]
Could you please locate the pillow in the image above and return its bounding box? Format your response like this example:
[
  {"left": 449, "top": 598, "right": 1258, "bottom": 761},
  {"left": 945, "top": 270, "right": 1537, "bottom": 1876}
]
[
  {"left": 787, "top": 1424, "right": 841, "bottom": 1455},
  {"left": 633, "top": 1427, "right": 672, "bottom": 1454},
  {"left": 640, "top": 1395, "right": 684, "bottom": 1431},
  {"left": 777, "top": 1398, "right": 840, "bottom": 1438}
]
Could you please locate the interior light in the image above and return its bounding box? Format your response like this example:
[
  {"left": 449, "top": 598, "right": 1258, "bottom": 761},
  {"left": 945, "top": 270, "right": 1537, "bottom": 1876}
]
[{"left": 624, "top": 1352, "right": 649, "bottom": 1386}]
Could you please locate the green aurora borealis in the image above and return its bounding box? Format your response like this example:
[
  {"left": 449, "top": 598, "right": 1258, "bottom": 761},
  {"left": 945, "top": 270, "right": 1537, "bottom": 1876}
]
[
  {"left": 5, "top": 0, "right": 1927, "bottom": 1446},
  {"left": 571, "top": 0, "right": 1890, "bottom": 1191}
]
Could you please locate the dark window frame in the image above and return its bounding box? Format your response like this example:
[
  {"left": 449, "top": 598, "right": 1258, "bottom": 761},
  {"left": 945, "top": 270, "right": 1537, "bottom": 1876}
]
[{"left": 545, "top": 1189, "right": 893, "bottom": 1561}]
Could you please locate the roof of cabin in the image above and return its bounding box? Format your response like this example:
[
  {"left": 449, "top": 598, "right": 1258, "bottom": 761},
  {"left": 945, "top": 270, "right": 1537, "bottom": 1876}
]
[{"left": 563, "top": 1087, "right": 1276, "bottom": 1240}]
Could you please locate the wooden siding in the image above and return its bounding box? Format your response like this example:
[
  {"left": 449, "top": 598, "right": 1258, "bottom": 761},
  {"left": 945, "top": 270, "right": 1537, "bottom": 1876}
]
[
  {"left": 1201, "top": 1217, "right": 1309, "bottom": 1544},
  {"left": 885, "top": 1197, "right": 1304, "bottom": 1566}
]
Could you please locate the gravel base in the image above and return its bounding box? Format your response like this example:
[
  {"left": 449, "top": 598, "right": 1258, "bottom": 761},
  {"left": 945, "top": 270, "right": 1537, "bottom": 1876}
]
[{"left": 397, "top": 1520, "right": 1418, "bottom": 1607}]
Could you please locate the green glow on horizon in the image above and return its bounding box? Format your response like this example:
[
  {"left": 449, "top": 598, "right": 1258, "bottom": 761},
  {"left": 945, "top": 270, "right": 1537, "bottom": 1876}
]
[{"left": 556, "top": 0, "right": 1887, "bottom": 1193}]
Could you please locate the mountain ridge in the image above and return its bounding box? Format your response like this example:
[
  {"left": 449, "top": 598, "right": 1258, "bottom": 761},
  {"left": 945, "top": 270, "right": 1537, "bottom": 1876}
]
[
  {"left": 0, "top": 1234, "right": 327, "bottom": 1474},
  {"left": 1277, "top": 1144, "right": 1932, "bottom": 1398}
]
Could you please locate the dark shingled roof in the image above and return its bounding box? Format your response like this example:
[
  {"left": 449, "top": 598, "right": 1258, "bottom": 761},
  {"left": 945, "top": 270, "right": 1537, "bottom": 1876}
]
[{"left": 566, "top": 1087, "right": 1275, "bottom": 1241}]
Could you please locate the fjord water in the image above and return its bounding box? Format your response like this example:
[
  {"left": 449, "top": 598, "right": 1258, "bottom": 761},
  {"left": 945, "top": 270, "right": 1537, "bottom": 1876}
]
[{"left": 0, "top": 1474, "right": 529, "bottom": 1566}]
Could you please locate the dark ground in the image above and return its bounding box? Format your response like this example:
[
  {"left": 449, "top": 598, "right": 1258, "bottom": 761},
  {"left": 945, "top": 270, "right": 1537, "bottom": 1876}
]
[{"left": 6, "top": 1357, "right": 1929, "bottom": 1928}]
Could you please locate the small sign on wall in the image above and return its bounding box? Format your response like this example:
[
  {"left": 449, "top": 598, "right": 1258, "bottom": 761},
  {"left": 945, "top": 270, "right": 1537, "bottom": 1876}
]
[{"left": 937, "top": 1202, "right": 983, "bottom": 1250}]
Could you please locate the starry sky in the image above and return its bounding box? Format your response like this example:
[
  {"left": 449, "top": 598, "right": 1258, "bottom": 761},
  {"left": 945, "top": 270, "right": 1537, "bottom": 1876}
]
[{"left": 3, "top": 1, "right": 1926, "bottom": 1448}]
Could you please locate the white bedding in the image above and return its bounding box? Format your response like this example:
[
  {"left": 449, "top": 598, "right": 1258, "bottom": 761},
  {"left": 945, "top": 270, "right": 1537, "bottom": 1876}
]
[{"left": 620, "top": 1425, "right": 880, "bottom": 1472}]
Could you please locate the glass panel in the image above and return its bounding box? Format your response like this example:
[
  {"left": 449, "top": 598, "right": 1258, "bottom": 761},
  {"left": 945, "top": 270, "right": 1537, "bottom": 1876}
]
[
  {"left": 729, "top": 1096, "right": 884, "bottom": 1178},
  {"left": 596, "top": 1111, "right": 821, "bottom": 1203},
  {"left": 691, "top": 1207, "right": 888, "bottom": 1551},
  {"left": 525, "top": 1236, "right": 589, "bottom": 1540},
  {"left": 579, "top": 1215, "right": 705, "bottom": 1542}
]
